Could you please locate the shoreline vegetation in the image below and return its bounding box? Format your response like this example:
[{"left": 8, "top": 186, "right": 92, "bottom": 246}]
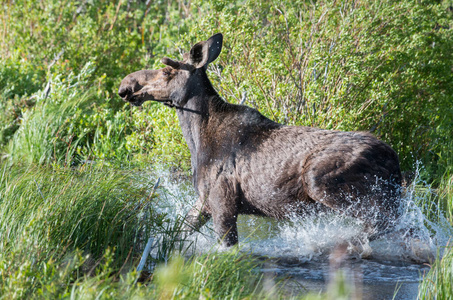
[{"left": 1, "top": 0, "right": 452, "bottom": 299}]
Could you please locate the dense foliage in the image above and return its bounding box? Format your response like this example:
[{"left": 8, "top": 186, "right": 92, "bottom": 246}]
[
  {"left": 1, "top": 0, "right": 452, "bottom": 174},
  {"left": 1, "top": 0, "right": 452, "bottom": 298}
]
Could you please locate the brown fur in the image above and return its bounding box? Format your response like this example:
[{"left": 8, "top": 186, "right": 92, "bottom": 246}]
[{"left": 118, "top": 33, "right": 402, "bottom": 246}]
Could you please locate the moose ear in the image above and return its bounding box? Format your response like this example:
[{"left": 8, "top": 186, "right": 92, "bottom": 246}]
[{"left": 188, "top": 33, "right": 223, "bottom": 69}]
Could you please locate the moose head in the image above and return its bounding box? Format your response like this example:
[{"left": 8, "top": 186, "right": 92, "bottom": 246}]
[{"left": 118, "top": 33, "right": 223, "bottom": 108}]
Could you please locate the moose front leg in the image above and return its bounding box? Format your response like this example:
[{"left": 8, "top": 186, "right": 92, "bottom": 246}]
[
  {"left": 212, "top": 208, "right": 238, "bottom": 247},
  {"left": 184, "top": 197, "right": 211, "bottom": 233},
  {"left": 209, "top": 178, "right": 239, "bottom": 247}
]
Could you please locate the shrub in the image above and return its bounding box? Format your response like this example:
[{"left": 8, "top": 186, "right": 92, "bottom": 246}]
[
  {"left": 1, "top": 0, "right": 452, "bottom": 174},
  {"left": 180, "top": 0, "right": 453, "bottom": 173}
]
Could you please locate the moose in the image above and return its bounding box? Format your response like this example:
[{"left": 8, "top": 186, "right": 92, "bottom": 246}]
[{"left": 118, "top": 33, "right": 402, "bottom": 247}]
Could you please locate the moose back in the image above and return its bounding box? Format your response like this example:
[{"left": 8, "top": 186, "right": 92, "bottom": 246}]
[{"left": 118, "top": 33, "right": 402, "bottom": 246}]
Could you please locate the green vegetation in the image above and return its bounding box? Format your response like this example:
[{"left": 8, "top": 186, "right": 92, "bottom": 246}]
[
  {"left": 1, "top": 0, "right": 452, "bottom": 298},
  {"left": 0, "top": 163, "right": 352, "bottom": 299},
  {"left": 418, "top": 244, "right": 453, "bottom": 300},
  {"left": 2, "top": 0, "right": 452, "bottom": 172}
]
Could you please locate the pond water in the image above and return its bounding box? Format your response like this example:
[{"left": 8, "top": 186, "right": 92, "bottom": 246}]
[{"left": 147, "top": 166, "right": 451, "bottom": 299}]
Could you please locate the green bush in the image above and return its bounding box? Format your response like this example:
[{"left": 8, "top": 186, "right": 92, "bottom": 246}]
[
  {"left": 2, "top": 0, "right": 452, "bottom": 175},
  {"left": 0, "top": 0, "right": 194, "bottom": 165},
  {"left": 181, "top": 0, "right": 453, "bottom": 173}
]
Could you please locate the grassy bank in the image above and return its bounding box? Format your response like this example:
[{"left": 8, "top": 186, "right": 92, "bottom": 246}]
[
  {"left": 418, "top": 242, "right": 453, "bottom": 300},
  {"left": 417, "top": 167, "right": 453, "bottom": 300},
  {"left": 0, "top": 162, "right": 357, "bottom": 299}
]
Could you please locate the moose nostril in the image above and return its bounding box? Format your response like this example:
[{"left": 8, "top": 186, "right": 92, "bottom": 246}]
[{"left": 118, "top": 87, "right": 130, "bottom": 98}]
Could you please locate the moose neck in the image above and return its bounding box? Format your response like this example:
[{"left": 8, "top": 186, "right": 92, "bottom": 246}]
[{"left": 174, "top": 70, "right": 220, "bottom": 175}]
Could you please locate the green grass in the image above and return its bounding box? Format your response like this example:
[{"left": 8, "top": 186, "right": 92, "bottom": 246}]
[
  {"left": 418, "top": 245, "right": 453, "bottom": 300},
  {"left": 0, "top": 162, "right": 159, "bottom": 297},
  {"left": 0, "top": 163, "right": 155, "bottom": 261},
  {"left": 0, "top": 162, "right": 359, "bottom": 299},
  {"left": 417, "top": 169, "right": 453, "bottom": 300}
]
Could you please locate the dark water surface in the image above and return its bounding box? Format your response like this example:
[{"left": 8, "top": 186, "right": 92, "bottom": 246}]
[
  {"left": 260, "top": 257, "right": 429, "bottom": 299},
  {"left": 233, "top": 215, "right": 433, "bottom": 300}
]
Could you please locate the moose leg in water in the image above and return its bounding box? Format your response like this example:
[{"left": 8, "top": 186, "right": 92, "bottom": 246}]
[
  {"left": 302, "top": 140, "right": 402, "bottom": 239},
  {"left": 186, "top": 173, "right": 240, "bottom": 246},
  {"left": 184, "top": 197, "right": 211, "bottom": 233},
  {"left": 208, "top": 176, "right": 240, "bottom": 246}
]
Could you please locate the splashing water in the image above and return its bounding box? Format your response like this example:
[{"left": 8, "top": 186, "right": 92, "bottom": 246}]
[
  {"left": 143, "top": 163, "right": 452, "bottom": 298},
  {"left": 149, "top": 164, "right": 450, "bottom": 260}
]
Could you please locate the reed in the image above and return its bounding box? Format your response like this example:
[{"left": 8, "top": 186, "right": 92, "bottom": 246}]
[
  {"left": 0, "top": 162, "right": 356, "bottom": 299},
  {"left": 417, "top": 168, "right": 453, "bottom": 299},
  {"left": 417, "top": 244, "right": 453, "bottom": 300}
]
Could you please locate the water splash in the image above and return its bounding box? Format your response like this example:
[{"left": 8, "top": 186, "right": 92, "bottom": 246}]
[
  {"left": 145, "top": 163, "right": 451, "bottom": 264},
  {"left": 136, "top": 163, "right": 451, "bottom": 299}
]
